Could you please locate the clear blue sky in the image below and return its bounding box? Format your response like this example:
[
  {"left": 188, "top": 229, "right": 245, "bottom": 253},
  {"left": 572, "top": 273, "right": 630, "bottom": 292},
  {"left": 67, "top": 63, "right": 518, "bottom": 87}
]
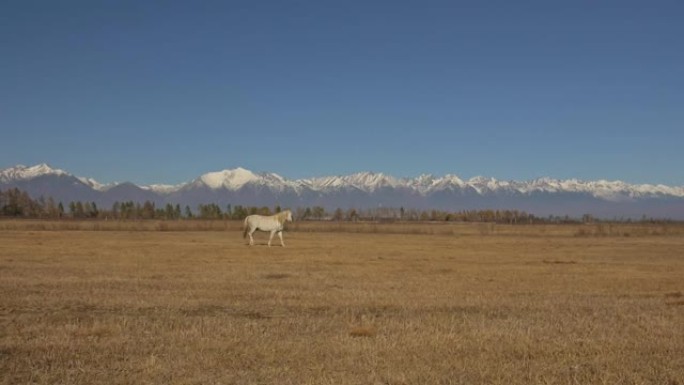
[{"left": 2, "top": 0, "right": 683, "bottom": 185}]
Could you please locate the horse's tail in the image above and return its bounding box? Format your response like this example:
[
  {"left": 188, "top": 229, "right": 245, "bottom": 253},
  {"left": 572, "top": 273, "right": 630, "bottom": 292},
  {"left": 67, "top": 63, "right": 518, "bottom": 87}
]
[{"left": 242, "top": 217, "right": 249, "bottom": 238}]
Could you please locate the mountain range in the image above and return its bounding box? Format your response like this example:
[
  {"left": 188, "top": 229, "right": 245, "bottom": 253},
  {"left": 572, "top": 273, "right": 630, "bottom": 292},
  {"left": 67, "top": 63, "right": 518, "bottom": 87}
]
[{"left": 2, "top": 164, "right": 684, "bottom": 219}]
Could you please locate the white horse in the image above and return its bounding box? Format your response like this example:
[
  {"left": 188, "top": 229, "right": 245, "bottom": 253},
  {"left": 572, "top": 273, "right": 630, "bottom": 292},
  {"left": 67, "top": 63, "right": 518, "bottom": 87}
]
[{"left": 243, "top": 210, "right": 293, "bottom": 247}]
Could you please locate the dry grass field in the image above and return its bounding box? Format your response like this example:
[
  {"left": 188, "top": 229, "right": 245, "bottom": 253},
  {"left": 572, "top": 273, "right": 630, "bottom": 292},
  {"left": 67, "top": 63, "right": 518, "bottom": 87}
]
[{"left": 1, "top": 221, "right": 683, "bottom": 384}]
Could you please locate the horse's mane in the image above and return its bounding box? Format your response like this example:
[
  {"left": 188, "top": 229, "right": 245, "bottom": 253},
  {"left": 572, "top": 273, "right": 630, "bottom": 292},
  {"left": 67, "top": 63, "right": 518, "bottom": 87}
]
[{"left": 275, "top": 210, "right": 291, "bottom": 225}]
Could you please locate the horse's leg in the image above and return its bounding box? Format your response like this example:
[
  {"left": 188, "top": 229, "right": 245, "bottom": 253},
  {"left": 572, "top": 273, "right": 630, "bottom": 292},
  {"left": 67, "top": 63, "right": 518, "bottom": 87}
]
[
  {"left": 278, "top": 231, "right": 285, "bottom": 247},
  {"left": 248, "top": 229, "right": 255, "bottom": 246},
  {"left": 268, "top": 230, "right": 276, "bottom": 247}
]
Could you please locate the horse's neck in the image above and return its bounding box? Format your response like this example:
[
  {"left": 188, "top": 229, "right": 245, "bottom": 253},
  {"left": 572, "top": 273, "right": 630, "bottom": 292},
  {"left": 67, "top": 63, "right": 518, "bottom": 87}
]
[{"left": 276, "top": 211, "right": 288, "bottom": 223}]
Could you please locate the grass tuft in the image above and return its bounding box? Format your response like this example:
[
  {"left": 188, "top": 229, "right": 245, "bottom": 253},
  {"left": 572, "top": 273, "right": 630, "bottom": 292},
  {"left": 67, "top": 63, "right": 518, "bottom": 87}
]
[
  {"left": 349, "top": 325, "right": 377, "bottom": 338},
  {"left": 263, "top": 273, "right": 290, "bottom": 280}
]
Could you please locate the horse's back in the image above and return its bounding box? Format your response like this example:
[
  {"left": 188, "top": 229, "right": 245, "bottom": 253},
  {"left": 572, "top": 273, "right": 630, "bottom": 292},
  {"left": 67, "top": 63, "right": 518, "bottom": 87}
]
[{"left": 245, "top": 214, "right": 280, "bottom": 231}]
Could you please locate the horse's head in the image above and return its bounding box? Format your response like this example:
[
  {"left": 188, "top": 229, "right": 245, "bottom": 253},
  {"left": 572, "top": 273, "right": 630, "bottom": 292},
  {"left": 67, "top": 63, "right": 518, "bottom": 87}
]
[{"left": 286, "top": 210, "right": 293, "bottom": 222}]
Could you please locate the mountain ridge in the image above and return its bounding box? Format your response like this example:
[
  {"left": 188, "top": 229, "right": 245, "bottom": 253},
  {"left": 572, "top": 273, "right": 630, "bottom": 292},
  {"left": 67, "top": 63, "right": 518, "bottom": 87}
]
[{"left": 2, "top": 163, "right": 683, "bottom": 219}]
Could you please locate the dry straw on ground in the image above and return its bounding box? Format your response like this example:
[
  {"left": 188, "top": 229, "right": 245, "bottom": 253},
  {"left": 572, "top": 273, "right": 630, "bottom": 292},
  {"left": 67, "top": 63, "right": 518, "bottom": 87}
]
[
  {"left": 1, "top": 221, "right": 683, "bottom": 384},
  {"left": 1, "top": 218, "right": 683, "bottom": 237}
]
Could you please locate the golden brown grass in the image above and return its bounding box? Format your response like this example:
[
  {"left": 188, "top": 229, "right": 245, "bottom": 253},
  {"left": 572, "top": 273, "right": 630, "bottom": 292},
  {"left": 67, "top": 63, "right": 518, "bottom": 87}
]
[
  {"left": 2, "top": 218, "right": 684, "bottom": 238},
  {"left": 1, "top": 224, "right": 683, "bottom": 384}
]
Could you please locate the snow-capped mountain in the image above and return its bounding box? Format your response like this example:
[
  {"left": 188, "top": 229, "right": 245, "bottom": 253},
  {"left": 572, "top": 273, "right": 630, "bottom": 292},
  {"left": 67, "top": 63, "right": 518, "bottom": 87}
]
[
  {"left": 142, "top": 184, "right": 185, "bottom": 194},
  {"left": 1, "top": 163, "right": 683, "bottom": 218},
  {"left": 188, "top": 167, "right": 301, "bottom": 192},
  {"left": 76, "top": 177, "right": 113, "bottom": 192},
  {"left": 304, "top": 172, "right": 402, "bottom": 192},
  {"left": 0, "top": 163, "right": 67, "bottom": 182}
]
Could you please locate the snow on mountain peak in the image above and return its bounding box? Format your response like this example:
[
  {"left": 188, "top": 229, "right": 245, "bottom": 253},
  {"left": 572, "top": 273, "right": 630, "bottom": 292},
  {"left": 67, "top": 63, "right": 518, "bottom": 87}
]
[
  {"left": 0, "top": 163, "right": 68, "bottom": 181},
  {"left": 441, "top": 174, "right": 465, "bottom": 186},
  {"left": 408, "top": 174, "right": 437, "bottom": 193},
  {"left": 193, "top": 167, "right": 301, "bottom": 191},
  {"left": 77, "top": 177, "right": 111, "bottom": 191},
  {"left": 199, "top": 167, "right": 259, "bottom": 189},
  {"left": 413, "top": 174, "right": 435, "bottom": 184},
  {"left": 304, "top": 175, "right": 346, "bottom": 189},
  {"left": 141, "top": 184, "right": 184, "bottom": 194},
  {"left": 466, "top": 176, "right": 502, "bottom": 193},
  {"left": 28, "top": 163, "right": 62, "bottom": 176},
  {"left": 346, "top": 172, "right": 400, "bottom": 189}
]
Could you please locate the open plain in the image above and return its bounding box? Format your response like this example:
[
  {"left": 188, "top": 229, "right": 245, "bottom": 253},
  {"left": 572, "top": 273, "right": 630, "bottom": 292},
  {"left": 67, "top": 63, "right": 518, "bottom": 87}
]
[{"left": 1, "top": 221, "right": 683, "bottom": 384}]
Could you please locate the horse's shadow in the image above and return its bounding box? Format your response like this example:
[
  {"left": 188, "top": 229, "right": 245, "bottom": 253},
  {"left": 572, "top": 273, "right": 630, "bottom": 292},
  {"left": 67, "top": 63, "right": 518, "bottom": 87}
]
[{"left": 244, "top": 243, "right": 286, "bottom": 247}]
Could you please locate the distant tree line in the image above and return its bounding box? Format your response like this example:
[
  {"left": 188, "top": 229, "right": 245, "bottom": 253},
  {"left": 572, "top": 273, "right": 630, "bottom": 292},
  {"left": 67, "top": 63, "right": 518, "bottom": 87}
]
[
  {"left": 0, "top": 188, "right": 678, "bottom": 224},
  {"left": 0, "top": 188, "right": 58, "bottom": 218}
]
